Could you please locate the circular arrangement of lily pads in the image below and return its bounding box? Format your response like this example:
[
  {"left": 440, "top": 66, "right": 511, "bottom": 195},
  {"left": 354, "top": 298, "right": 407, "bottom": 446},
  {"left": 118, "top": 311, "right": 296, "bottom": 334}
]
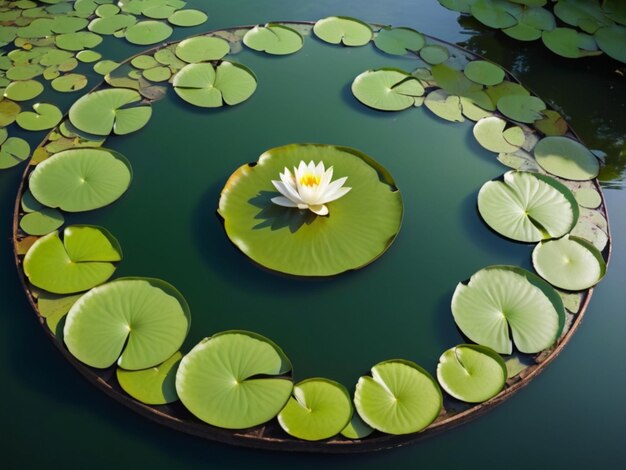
[{"left": 10, "top": 18, "right": 611, "bottom": 453}]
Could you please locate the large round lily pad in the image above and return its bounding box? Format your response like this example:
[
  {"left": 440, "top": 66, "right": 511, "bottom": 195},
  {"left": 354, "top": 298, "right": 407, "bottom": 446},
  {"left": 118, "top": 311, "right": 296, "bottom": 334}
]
[
  {"left": 173, "top": 61, "right": 257, "bottom": 108},
  {"left": 176, "top": 331, "right": 293, "bottom": 429},
  {"left": 29, "top": 147, "right": 132, "bottom": 212},
  {"left": 313, "top": 16, "right": 373, "bottom": 46},
  {"left": 117, "top": 351, "right": 183, "bottom": 405},
  {"left": 243, "top": 24, "right": 304, "bottom": 55},
  {"left": 16, "top": 103, "right": 63, "bottom": 131},
  {"left": 451, "top": 266, "right": 565, "bottom": 354},
  {"left": 477, "top": 170, "right": 578, "bottom": 242},
  {"left": 64, "top": 278, "right": 190, "bottom": 370},
  {"left": 534, "top": 136, "right": 600, "bottom": 181},
  {"left": 124, "top": 20, "right": 173, "bottom": 45},
  {"left": 69, "top": 88, "right": 152, "bottom": 136},
  {"left": 532, "top": 235, "right": 606, "bottom": 291},
  {"left": 175, "top": 36, "right": 230, "bottom": 63},
  {"left": 352, "top": 68, "right": 424, "bottom": 111},
  {"left": 373, "top": 27, "right": 425, "bottom": 55},
  {"left": 218, "top": 144, "right": 403, "bottom": 276},
  {"left": 278, "top": 378, "right": 352, "bottom": 441},
  {"left": 354, "top": 360, "right": 442, "bottom": 435},
  {"left": 436, "top": 344, "right": 507, "bottom": 403},
  {"left": 24, "top": 225, "right": 122, "bottom": 294}
]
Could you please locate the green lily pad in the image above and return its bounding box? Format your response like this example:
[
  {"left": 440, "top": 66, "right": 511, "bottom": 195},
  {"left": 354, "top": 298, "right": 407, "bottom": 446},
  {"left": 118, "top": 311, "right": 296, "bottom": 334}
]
[
  {"left": 351, "top": 68, "right": 424, "bottom": 111},
  {"left": 131, "top": 55, "right": 158, "bottom": 69},
  {"left": 532, "top": 235, "right": 606, "bottom": 291},
  {"left": 278, "top": 378, "right": 352, "bottom": 441},
  {"left": 6, "top": 64, "right": 44, "bottom": 81},
  {"left": 124, "top": 20, "right": 173, "bottom": 45},
  {"left": 29, "top": 147, "right": 132, "bottom": 212},
  {"left": 313, "top": 16, "right": 373, "bottom": 46},
  {"left": 424, "top": 89, "right": 464, "bottom": 122},
  {"left": 0, "top": 136, "right": 30, "bottom": 169},
  {"left": 117, "top": 351, "right": 183, "bottom": 405},
  {"left": 502, "top": 6, "right": 556, "bottom": 41},
  {"left": 535, "top": 109, "right": 568, "bottom": 136},
  {"left": 173, "top": 61, "right": 257, "bottom": 108},
  {"left": 554, "top": 0, "right": 610, "bottom": 34},
  {"left": 419, "top": 44, "right": 449, "bottom": 64},
  {"left": 486, "top": 80, "right": 529, "bottom": 106},
  {"left": 168, "top": 9, "right": 208, "bottom": 27},
  {"left": 23, "top": 225, "right": 122, "bottom": 294},
  {"left": 56, "top": 31, "right": 103, "bottom": 51},
  {"left": 175, "top": 36, "right": 230, "bottom": 63},
  {"left": 497, "top": 94, "right": 546, "bottom": 123},
  {"left": 438, "top": 0, "right": 474, "bottom": 13},
  {"left": 142, "top": 66, "right": 171, "bottom": 82},
  {"left": 594, "top": 25, "right": 626, "bottom": 63},
  {"left": 0, "top": 100, "right": 21, "bottom": 127},
  {"left": 93, "top": 60, "right": 120, "bottom": 75},
  {"left": 51, "top": 73, "right": 88, "bottom": 92},
  {"left": 243, "top": 24, "right": 304, "bottom": 56},
  {"left": 473, "top": 116, "right": 524, "bottom": 153},
  {"left": 95, "top": 4, "right": 120, "bottom": 17},
  {"left": 534, "top": 136, "right": 600, "bottom": 181},
  {"left": 340, "top": 413, "right": 374, "bottom": 439},
  {"left": 218, "top": 144, "right": 403, "bottom": 277},
  {"left": 571, "top": 210, "right": 609, "bottom": 252},
  {"left": 142, "top": 5, "right": 175, "bottom": 20},
  {"left": 374, "top": 27, "right": 425, "bottom": 55},
  {"left": 471, "top": 0, "right": 521, "bottom": 28},
  {"left": 88, "top": 14, "right": 137, "bottom": 35},
  {"left": 37, "top": 291, "right": 83, "bottom": 334},
  {"left": 176, "top": 331, "right": 293, "bottom": 429},
  {"left": 19, "top": 208, "right": 64, "bottom": 235},
  {"left": 464, "top": 60, "right": 505, "bottom": 86},
  {"left": 51, "top": 15, "right": 89, "bottom": 34},
  {"left": 451, "top": 265, "right": 565, "bottom": 354},
  {"left": 76, "top": 50, "right": 102, "bottom": 63},
  {"left": 436, "top": 344, "right": 507, "bottom": 403},
  {"left": 542, "top": 28, "right": 601, "bottom": 59},
  {"left": 64, "top": 278, "right": 190, "bottom": 369},
  {"left": 21, "top": 189, "right": 44, "bottom": 212},
  {"left": 478, "top": 170, "right": 579, "bottom": 242},
  {"left": 4, "top": 79, "right": 44, "bottom": 101},
  {"left": 574, "top": 187, "right": 602, "bottom": 208},
  {"left": 603, "top": 0, "right": 626, "bottom": 25},
  {"left": 16, "top": 103, "right": 62, "bottom": 131},
  {"left": 354, "top": 360, "right": 442, "bottom": 435},
  {"left": 69, "top": 88, "right": 152, "bottom": 136}
]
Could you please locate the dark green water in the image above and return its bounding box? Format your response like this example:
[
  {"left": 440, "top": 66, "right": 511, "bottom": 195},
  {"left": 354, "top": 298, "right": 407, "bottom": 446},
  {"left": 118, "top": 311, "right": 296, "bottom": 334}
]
[{"left": 1, "top": 1, "right": 624, "bottom": 468}]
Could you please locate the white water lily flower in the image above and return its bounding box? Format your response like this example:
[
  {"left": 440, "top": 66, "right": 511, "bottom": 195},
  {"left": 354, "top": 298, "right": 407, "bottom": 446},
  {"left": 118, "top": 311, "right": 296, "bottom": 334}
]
[{"left": 271, "top": 160, "right": 352, "bottom": 216}]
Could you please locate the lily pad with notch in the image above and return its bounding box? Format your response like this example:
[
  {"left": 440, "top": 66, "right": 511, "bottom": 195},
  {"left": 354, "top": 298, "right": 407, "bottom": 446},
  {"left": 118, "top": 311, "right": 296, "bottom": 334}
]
[
  {"left": 243, "top": 24, "right": 304, "bottom": 56},
  {"left": 175, "top": 36, "right": 230, "bottom": 63},
  {"left": 4, "top": 79, "right": 44, "bottom": 101},
  {"left": 16, "top": 103, "right": 63, "bottom": 131},
  {"left": 117, "top": 351, "right": 183, "bottom": 405},
  {"left": 0, "top": 136, "right": 30, "bottom": 169},
  {"left": 352, "top": 68, "right": 424, "bottom": 111},
  {"left": 473, "top": 116, "right": 525, "bottom": 153},
  {"left": 313, "top": 16, "right": 373, "bottom": 46},
  {"left": 374, "top": 27, "right": 425, "bottom": 55}
]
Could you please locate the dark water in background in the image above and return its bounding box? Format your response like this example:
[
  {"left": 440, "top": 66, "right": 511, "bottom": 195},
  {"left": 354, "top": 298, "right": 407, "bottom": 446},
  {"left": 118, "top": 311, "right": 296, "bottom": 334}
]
[{"left": 1, "top": 1, "right": 624, "bottom": 468}]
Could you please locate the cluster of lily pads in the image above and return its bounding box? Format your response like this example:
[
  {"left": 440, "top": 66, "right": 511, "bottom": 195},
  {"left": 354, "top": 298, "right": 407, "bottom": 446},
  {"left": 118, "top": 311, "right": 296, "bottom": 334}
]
[
  {"left": 0, "top": 0, "right": 208, "bottom": 170},
  {"left": 12, "top": 17, "right": 610, "bottom": 447},
  {"left": 438, "top": 0, "right": 626, "bottom": 63}
]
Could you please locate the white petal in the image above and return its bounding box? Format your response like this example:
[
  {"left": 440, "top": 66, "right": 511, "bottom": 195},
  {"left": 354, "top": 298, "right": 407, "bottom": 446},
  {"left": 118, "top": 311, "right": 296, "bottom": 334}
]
[
  {"left": 309, "top": 204, "right": 328, "bottom": 216},
  {"left": 271, "top": 196, "right": 299, "bottom": 207},
  {"left": 317, "top": 165, "right": 333, "bottom": 193},
  {"left": 321, "top": 185, "right": 351, "bottom": 204},
  {"left": 297, "top": 203, "right": 309, "bottom": 210},
  {"left": 274, "top": 179, "right": 302, "bottom": 204},
  {"left": 323, "top": 176, "right": 348, "bottom": 196}
]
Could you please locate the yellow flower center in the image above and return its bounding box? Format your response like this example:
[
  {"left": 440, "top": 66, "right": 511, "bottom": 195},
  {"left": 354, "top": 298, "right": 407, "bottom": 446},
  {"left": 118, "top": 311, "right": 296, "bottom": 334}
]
[{"left": 299, "top": 173, "right": 320, "bottom": 187}]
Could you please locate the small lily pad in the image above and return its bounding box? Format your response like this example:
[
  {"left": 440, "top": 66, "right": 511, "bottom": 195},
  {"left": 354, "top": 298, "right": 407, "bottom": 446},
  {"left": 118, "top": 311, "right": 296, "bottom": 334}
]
[
  {"left": 0, "top": 100, "right": 21, "bottom": 127},
  {"left": 131, "top": 55, "right": 158, "bottom": 70},
  {"left": 471, "top": 0, "right": 521, "bottom": 28},
  {"left": 464, "top": 60, "right": 505, "bottom": 86},
  {"left": 93, "top": 60, "right": 120, "bottom": 75},
  {"left": 175, "top": 36, "right": 230, "bottom": 63},
  {"left": 173, "top": 61, "right": 257, "bottom": 108},
  {"left": 594, "top": 25, "right": 626, "bottom": 63},
  {"left": 278, "top": 378, "right": 352, "bottom": 441},
  {"left": 419, "top": 44, "right": 449, "bottom": 64},
  {"left": 51, "top": 73, "right": 88, "bottom": 92},
  {"left": 502, "top": 6, "right": 556, "bottom": 41},
  {"left": 437, "top": 344, "right": 507, "bottom": 403},
  {"left": 424, "top": 89, "right": 464, "bottom": 122},
  {"left": 6, "top": 64, "right": 44, "bottom": 81},
  {"left": 176, "top": 331, "right": 293, "bottom": 429},
  {"left": 574, "top": 187, "right": 602, "bottom": 208},
  {"left": 89, "top": 14, "right": 137, "bottom": 35},
  {"left": 374, "top": 27, "right": 425, "bottom": 55},
  {"left": 29, "top": 147, "right": 132, "bottom": 212},
  {"left": 23, "top": 225, "right": 122, "bottom": 294},
  {"left": 243, "top": 24, "right": 304, "bottom": 56},
  {"left": 352, "top": 68, "right": 424, "bottom": 111},
  {"left": 4, "top": 79, "right": 44, "bottom": 101},
  {"left": 125, "top": 20, "right": 173, "bottom": 45},
  {"left": 341, "top": 413, "right": 374, "bottom": 439},
  {"left": 142, "top": 66, "right": 171, "bottom": 82},
  {"left": 451, "top": 266, "right": 564, "bottom": 354},
  {"left": 534, "top": 136, "right": 600, "bottom": 181},
  {"left": 0, "top": 137, "right": 30, "bottom": 169},
  {"left": 354, "top": 360, "right": 442, "bottom": 435},
  {"left": 56, "top": 31, "right": 103, "bottom": 51},
  {"left": 535, "top": 109, "right": 568, "bottom": 136},
  {"left": 532, "top": 235, "right": 606, "bottom": 291},
  {"left": 76, "top": 50, "right": 102, "bottom": 63},
  {"left": 473, "top": 116, "right": 524, "bottom": 153},
  {"left": 313, "top": 16, "right": 373, "bottom": 46},
  {"left": 168, "top": 9, "right": 208, "bottom": 27},
  {"left": 15, "top": 103, "right": 62, "bottom": 131},
  {"left": 64, "top": 278, "right": 190, "bottom": 369},
  {"left": 117, "top": 351, "right": 183, "bottom": 405},
  {"left": 497, "top": 94, "right": 546, "bottom": 123},
  {"left": 19, "top": 208, "right": 64, "bottom": 235},
  {"left": 69, "top": 88, "right": 152, "bottom": 136}
]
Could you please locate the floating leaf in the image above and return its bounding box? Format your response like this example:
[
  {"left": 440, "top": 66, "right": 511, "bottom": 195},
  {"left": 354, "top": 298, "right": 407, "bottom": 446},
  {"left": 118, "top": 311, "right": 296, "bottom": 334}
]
[
  {"left": 497, "top": 94, "right": 546, "bottom": 123},
  {"left": 341, "top": 413, "right": 374, "bottom": 439},
  {"left": 374, "top": 27, "right": 425, "bottom": 55},
  {"left": 29, "top": 147, "right": 132, "bottom": 212},
  {"left": 19, "top": 208, "right": 64, "bottom": 235},
  {"left": 594, "top": 25, "right": 626, "bottom": 63},
  {"left": 424, "top": 89, "right": 464, "bottom": 122},
  {"left": 451, "top": 266, "right": 564, "bottom": 354},
  {"left": 573, "top": 187, "right": 602, "bottom": 208},
  {"left": 438, "top": 0, "right": 473, "bottom": 13},
  {"left": 176, "top": 331, "right": 293, "bottom": 429},
  {"left": 486, "top": 80, "right": 529, "bottom": 107},
  {"left": 218, "top": 144, "right": 403, "bottom": 277},
  {"left": 478, "top": 171, "right": 578, "bottom": 242},
  {"left": 142, "top": 5, "right": 176, "bottom": 20},
  {"left": 76, "top": 50, "right": 102, "bottom": 63},
  {"left": 6, "top": 64, "right": 44, "bottom": 80},
  {"left": 69, "top": 88, "right": 152, "bottom": 135},
  {"left": 51, "top": 73, "right": 88, "bottom": 92},
  {"left": 173, "top": 61, "right": 257, "bottom": 108},
  {"left": 542, "top": 28, "right": 601, "bottom": 59},
  {"left": 534, "top": 136, "right": 599, "bottom": 180},
  {"left": 463, "top": 60, "right": 505, "bottom": 86},
  {"left": 51, "top": 15, "right": 89, "bottom": 34},
  {"left": 117, "top": 351, "right": 183, "bottom": 405},
  {"left": 16, "top": 103, "right": 63, "bottom": 131},
  {"left": 313, "top": 16, "right": 373, "bottom": 46},
  {"left": 351, "top": 68, "right": 424, "bottom": 111},
  {"left": 471, "top": 0, "right": 521, "bottom": 28},
  {"left": 4, "top": 79, "right": 44, "bottom": 101},
  {"left": 473, "top": 116, "right": 524, "bottom": 153},
  {"left": 131, "top": 55, "right": 158, "bottom": 69},
  {"left": 532, "top": 235, "right": 606, "bottom": 291},
  {"left": 0, "top": 100, "right": 21, "bottom": 127},
  {"left": 419, "top": 44, "right": 449, "bottom": 64},
  {"left": 243, "top": 24, "right": 304, "bottom": 56},
  {"left": 64, "top": 278, "right": 190, "bottom": 369},
  {"left": 535, "top": 109, "right": 568, "bottom": 136},
  {"left": 142, "top": 66, "right": 171, "bottom": 82},
  {"left": 175, "top": 36, "right": 230, "bottom": 63},
  {"left": 502, "top": 6, "right": 556, "bottom": 41},
  {"left": 0, "top": 137, "right": 30, "bottom": 169},
  {"left": 93, "top": 59, "right": 120, "bottom": 75},
  {"left": 554, "top": 0, "right": 610, "bottom": 34},
  {"left": 88, "top": 14, "right": 137, "bottom": 35},
  {"left": 436, "top": 344, "right": 507, "bottom": 403},
  {"left": 56, "top": 31, "right": 103, "bottom": 51},
  {"left": 355, "top": 360, "right": 442, "bottom": 435},
  {"left": 168, "top": 9, "right": 208, "bottom": 27},
  {"left": 24, "top": 226, "right": 122, "bottom": 294},
  {"left": 124, "top": 20, "right": 173, "bottom": 45},
  {"left": 278, "top": 378, "right": 352, "bottom": 441}
]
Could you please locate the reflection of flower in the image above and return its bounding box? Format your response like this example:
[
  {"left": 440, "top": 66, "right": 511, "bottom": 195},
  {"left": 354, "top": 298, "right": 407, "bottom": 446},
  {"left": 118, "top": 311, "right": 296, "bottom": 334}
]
[{"left": 271, "top": 161, "right": 351, "bottom": 215}]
